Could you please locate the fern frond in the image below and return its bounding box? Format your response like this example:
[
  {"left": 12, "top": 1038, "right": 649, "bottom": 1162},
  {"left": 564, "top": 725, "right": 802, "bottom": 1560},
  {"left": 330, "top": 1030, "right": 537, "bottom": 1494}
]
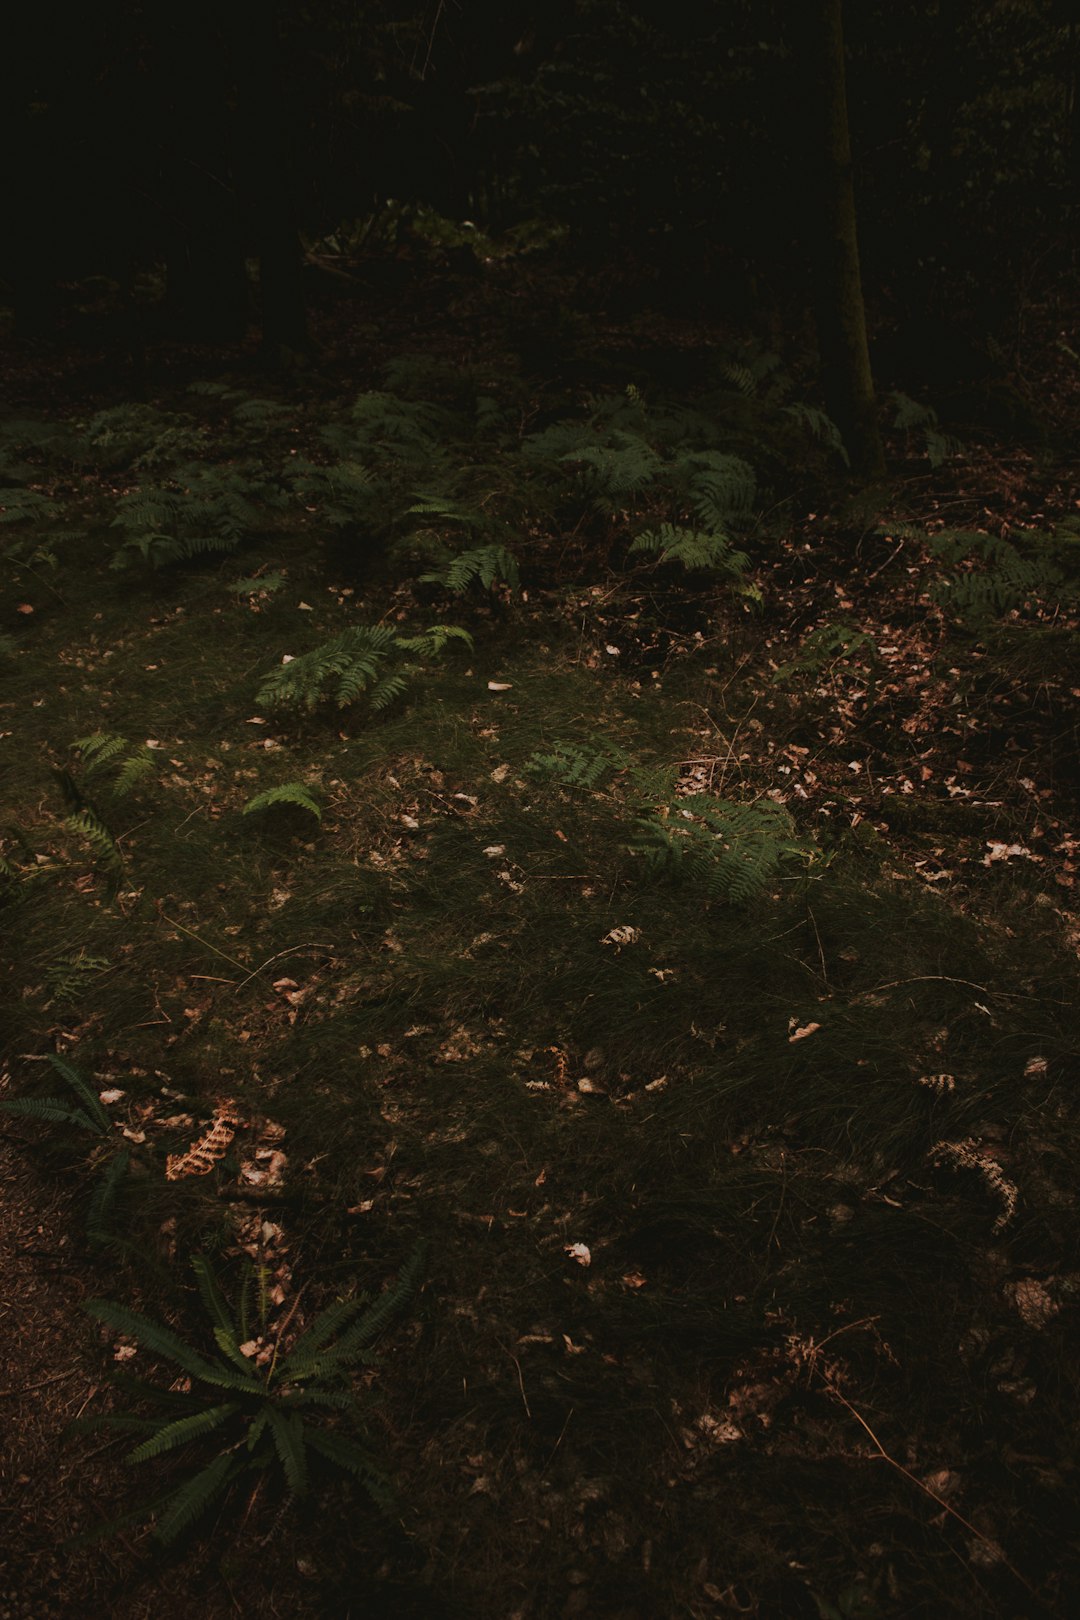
[
  {"left": 192, "top": 1256, "right": 239, "bottom": 1342},
  {"left": 282, "top": 1295, "right": 371, "bottom": 1374},
  {"left": 314, "top": 1240, "right": 427, "bottom": 1367},
  {"left": 0, "top": 1097, "right": 98, "bottom": 1130},
  {"left": 771, "top": 621, "right": 878, "bottom": 684},
  {"left": 245, "top": 1409, "right": 270, "bottom": 1455},
  {"left": 86, "top": 1149, "right": 132, "bottom": 1248},
  {"left": 113, "top": 748, "right": 155, "bottom": 797},
  {"left": 418, "top": 544, "right": 520, "bottom": 594},
  {"left": 243, "top": 784, "right": 322, "bottom": 821},
  {"left": 784, "top": 403, "right": 850, "bottom": 465},
  {"left": 718, "top": 361, "right": 757, "bottom": 397},
  {"left": 406, "top": 493, "right": 482, "bottom": 527},
  {"left": 304, "top": 1427, "right": 393, "bottom": 1507},
  {"left": 154, "top": 1452, "right": 239, "bottom": 1544},
  {"left": 72, "top": 735, "right": 155, "bottom": 798},
  {"left": 84, "top": 1301, "right": 223, "bottom": 1382},
  {"left": 65, "top": 808, "right": 124, "bottom": 873},
  {"left": 259, "top": 622, "right": 471, "bottom": 713},
  {"left": 266, "top": 1407, "right": 309, "bottom": 1497},
  {"left": 629, "top": 524, "right": 749, "bottom": 578},
  {"left": 74, "top": 733, "right": 128, "bottom": 772},
  {"left": 0, "top": 489, "right": 60, "bottom": 526},
  {"left": 47, "top": 1054, "right": 112, "bottom": 1130},
  {"left": 633, "top": 796, "right": 810, "bottom": 905},
  {"left": 366, "top": 672, "right": 410, "bottom": 712},
  {"left": 290, "top": 458, "right": 377, "bottom": 527},
  {"left": 335, "top": 656, "right": 384, "bottom": 707},
  {"left": 525, "top": 741, "right": 629, "bottom": 792},
  {"left": 890, "top": 391, "right": 936, "bottom": 432},
  {"left": 681, "top": 451, "right": 757, "bottom": 526},
  {"left": 229, "top": 571, "right": 287, "bottom": 596},
  {"left": 288, "top": 1388, "right": 354, "bottom": 1411},
  {"left": 562, "top": 431, "right": 662, "bottom": 510},
  {"left": 395, "top": 624, "right": 474, "bottom": 658},
  {"left": 126, "top": 1404, "right": 239, "bottom": 1466},
  {"left": 928, "top": 529, "right": 1070, "bottom": 622},
  {"left": 256, "top": 625, "right": 396, "bottom": 711}
]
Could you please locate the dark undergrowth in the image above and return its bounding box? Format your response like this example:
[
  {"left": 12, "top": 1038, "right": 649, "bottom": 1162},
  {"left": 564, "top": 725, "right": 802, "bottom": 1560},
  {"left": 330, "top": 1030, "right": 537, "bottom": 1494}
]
[{"left": 2, "top": 298, "right": 1079, "bottom": 1619}]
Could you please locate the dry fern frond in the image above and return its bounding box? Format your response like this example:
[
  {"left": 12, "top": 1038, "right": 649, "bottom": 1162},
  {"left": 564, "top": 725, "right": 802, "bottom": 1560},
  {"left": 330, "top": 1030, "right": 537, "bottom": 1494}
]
[
  {"left": 166, "top": 1101, "right": 242, "bottom": 1181},
  {"left": 929, "top": 1138, "right": 1019, "bottom": 1231}
]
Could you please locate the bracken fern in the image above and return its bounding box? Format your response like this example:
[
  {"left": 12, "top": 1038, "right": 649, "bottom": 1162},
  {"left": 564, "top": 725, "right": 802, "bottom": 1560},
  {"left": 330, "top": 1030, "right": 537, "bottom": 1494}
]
[{"left": 256, "top": 623, "right": 472, "bottom": 713}]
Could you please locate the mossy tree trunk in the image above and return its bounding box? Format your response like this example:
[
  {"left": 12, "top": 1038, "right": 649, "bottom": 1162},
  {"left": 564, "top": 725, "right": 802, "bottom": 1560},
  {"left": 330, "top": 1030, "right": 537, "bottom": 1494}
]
[{"left": 800, "top": 0, "right": 885, "bottom": 479}]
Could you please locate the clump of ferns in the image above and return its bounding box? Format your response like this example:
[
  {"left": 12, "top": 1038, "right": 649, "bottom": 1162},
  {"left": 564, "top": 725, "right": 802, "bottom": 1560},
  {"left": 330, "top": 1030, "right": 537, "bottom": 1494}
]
[
  {"left": 49, "top": 732, "right": 158, "bottom": 883},
  {"left": 416, "top": 541, "right": 522, "bottom": 600},
  {"left": 926, "top": 525, "right": 1078, "bottom": 625},
  {"left": 0, "top": 1055, "right": 142, "bottom": 1249},
  {"left": 110, "top": 462, "right": 288, "bottom": 569},
  {"left": 75, "top": 1243, "right": 428, "bottom": 1544},
  {"left": 72, "top": 731, "right": 158, "bottom": 798},
  {"left": 889, "top": 392, "right": 961, "bottom": 470},
  {"left": 256, "top": 622, "right": 473, "bottom": 714},
  {"left": 52, "top": 767, "right": 125, "bottom": 880},
  {"left": 626, "top": 450, "right": 762, "bottom": 604},
  {"left": 770, "top": 621, "right": 879, "bottom": 687},
  {"left": 632, "top": 795, "right": 816, "bottom": 906}
]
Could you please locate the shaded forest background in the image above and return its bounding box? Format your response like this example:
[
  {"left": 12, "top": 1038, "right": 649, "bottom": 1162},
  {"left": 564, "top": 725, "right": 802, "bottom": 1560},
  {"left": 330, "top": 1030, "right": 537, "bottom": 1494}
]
[{"left": 7, "top": 0, "right": 1080, "bottom": 403}]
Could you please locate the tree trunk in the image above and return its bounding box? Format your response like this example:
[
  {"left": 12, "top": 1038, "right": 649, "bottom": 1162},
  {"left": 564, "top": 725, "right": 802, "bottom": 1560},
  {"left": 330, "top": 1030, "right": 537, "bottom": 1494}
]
[
  {"left": 156, "top": 3, "right": 249, "bottom": 342},
  {"left": 232, "top": 0, "right": 310, "bottom": 364},
  {"left": 800, "top": 0, "right": 885, "bottom": 479}
]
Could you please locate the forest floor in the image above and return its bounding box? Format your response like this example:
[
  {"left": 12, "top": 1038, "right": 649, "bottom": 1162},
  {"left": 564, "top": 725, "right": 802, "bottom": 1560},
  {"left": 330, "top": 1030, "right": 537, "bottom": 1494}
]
[{"left": 1, "top": 257, "right": 1078, "bottom": 1620}]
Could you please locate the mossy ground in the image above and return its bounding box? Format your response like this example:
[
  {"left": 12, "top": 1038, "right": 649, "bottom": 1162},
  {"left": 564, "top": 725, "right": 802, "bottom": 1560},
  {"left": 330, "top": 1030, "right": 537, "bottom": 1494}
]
[{"left": 1, "top": 283, "right": 1078, "bottom": 1619}]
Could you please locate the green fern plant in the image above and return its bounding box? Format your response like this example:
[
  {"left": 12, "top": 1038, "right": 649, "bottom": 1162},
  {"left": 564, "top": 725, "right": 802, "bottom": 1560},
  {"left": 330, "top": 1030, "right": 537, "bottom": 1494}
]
[
  {"left": 890, "top": 392, "right": 960, "bottom": 470},
  {"left": 228, "top": 570, "right": 288, "bottom": 596},
  {"left": 525, "top": 740, "right": 631, "bottom": 792},
  {"left": 43, "top": 949, "right": 112, "bottom": 1007},
  {"left": 257, "top": 624, "right": 472, "bottom": 713},
  {"left": 289, "top": 456, "right": 379, "bottom": 530},
  {"left": 628, "top": 524, "right": 749, "bottom": 579},
  {"left": 77, "top": 1243, "right": 428, "bottom": 1544},
  {"left": 52, "top": 768, "right": 125, "bottom": 875},
  {"left": 110, "top": 464, "right": 285, "bottom": 569},
  {"left": 771, "top": 622, "right": 878, "bottom": 684},
  {"left": 0, "top": 1055, "right": 132, "bottom": 1247},
  {"left": 0, "top": 487, "right": 62, "bottom": 528},
  {"left": 632, "top": 795, "right": 812, "bottom": 904},
  {"left": 928, "top": 528, "right": 1072, "bottom": 623},
  {"left": 718, "top": 347, "right": 792, "bottom": 404},
  {"left": 75, "top": 404, "right": 208, "bottom": 474},
  {"left": 783, "top": 403, "right": 851, "bottom": 467},
  {"left": 676, "top": 450, "right": 757, "bottom": 527},
  {"left": 243, "top": 783, "right": 322, "bottom": 821},
  {"left": 0, "top": 1052, "right": 111, "bottom": 1134},
  {"left": 73, "top": 733, "right": 156, "bottom": 797},
  {"left": 560, "top": 430, "right": 663, "bottom": 514},
  {"left": 526, "top": 739, "right": 677, "bottom": 806},
  {"left": 419, "top": 543, "right": 520, "bottom": 595}
]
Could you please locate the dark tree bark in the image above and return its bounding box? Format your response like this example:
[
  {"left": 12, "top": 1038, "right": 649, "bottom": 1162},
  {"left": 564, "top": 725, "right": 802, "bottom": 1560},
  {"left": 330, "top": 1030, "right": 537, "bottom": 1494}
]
[
  {"left": 232, "top": 0, "right": 310, "bottom": 363},
  {"left": 155, "top": 4, "right": 249, "bottom": 342},
  {"left": 798, "top": 0, "right": 885, "bottom": 479}
]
